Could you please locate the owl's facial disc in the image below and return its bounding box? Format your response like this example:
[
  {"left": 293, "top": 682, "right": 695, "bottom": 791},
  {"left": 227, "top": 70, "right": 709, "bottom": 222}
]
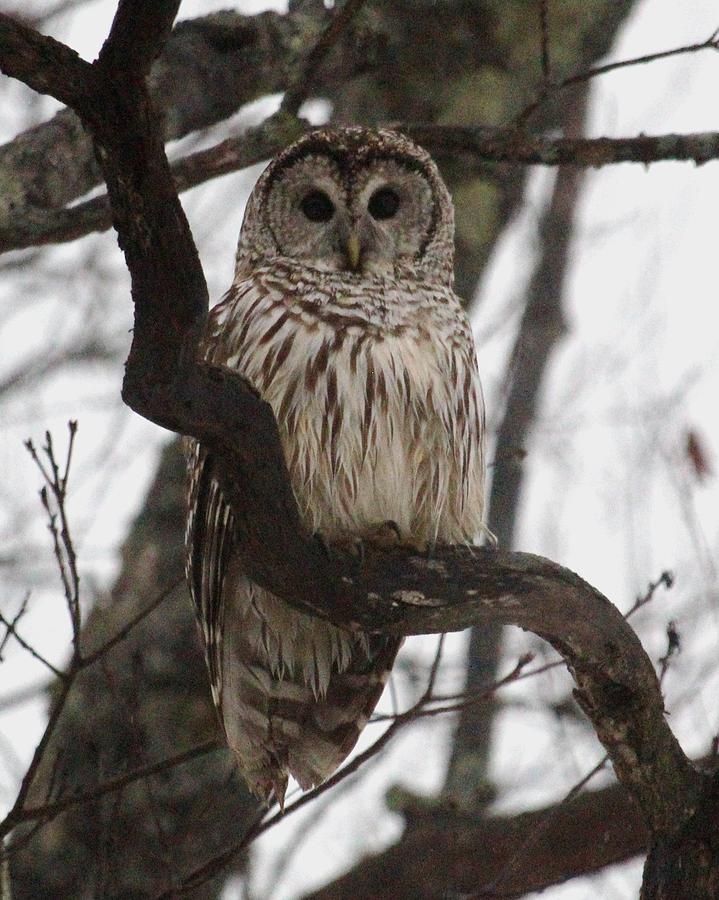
[{"left": 264, "top": 154, "right": 435, "bottom": 276}]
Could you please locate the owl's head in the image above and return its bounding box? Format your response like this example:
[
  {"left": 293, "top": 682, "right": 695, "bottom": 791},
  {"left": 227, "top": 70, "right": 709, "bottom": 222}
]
[{"left": 236, "top": 127, "right": 454, "bottom": 284}]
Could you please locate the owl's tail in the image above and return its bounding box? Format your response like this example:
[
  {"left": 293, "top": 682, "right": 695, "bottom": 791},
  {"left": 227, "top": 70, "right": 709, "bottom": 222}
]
[{"left": 217, "top": 584, "right": 401, "bottom": 807}]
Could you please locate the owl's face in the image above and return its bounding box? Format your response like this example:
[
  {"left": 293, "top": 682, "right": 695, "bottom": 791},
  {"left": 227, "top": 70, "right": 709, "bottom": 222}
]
[
  {"left": 263, "top": 154, "right": 436, "bottom": 277},
  {"left": 237, "top": 128, "right": 455, "bottom": 284}
]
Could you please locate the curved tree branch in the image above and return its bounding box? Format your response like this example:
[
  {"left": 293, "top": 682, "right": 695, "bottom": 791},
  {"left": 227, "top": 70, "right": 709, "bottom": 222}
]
[{"left": 1, "top": 4, "right": 716, "bottom": 897}]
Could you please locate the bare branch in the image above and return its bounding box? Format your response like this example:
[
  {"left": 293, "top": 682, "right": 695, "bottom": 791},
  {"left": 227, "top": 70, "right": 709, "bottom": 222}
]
[
  {"left": 0, "top": 424, "right": 184, "bottom": 850},
  {"left": 658, "top": 620, "right": 681, "bottom": 685},
  {"left": 0, "top": 592, "right": 30, "bottom": 659},
  {"left": 515, "top": 25, "right": 719, "bottom": 126},
  {"left": 560, "top": 26, "right": 719, "bottom": 88},
  {"left": 625, "top": 570, "right": 675, "bottom": 619},
  {"left": 3, "top": 0, "right": 700, "bottom": 840},
  {"left": 3, "top": 740, "right": 219, "bottom": 831},
  {"left": 280, "top": 0, "right": 369, "bottom": 117},
  {"left": 0, "top": 607, "right": 63, "bottom": 679},
  {"left": 0, "top": 12, "right": 92, "bottom": 107},
  {"left": 4, "top": 120, "right": 719, "bottom": 254},
  {"left": 539, "top": 0, "right": 551, "bottom": 82},
  {"left": 371, "top": 653, "right": 534, "bottom": 723},
  {"left": 160, "top": 644, "right": 468, "bottom": 897},
  {"left": 0, "top": 111, "right": 309, "bottom": 251},
  {"left": 482, "top": 755, "right": 610, "bottom": 896},
  {"left": 26, "top": 425, "right": 82, "bottom": 644},
  {"left": 406, "top": 124, "right": 719, "bottom": 168},
  {"left": 78, "top": 576, "right": 182, "bottom": 667},
  {"left": 0, "top": 672, "right": 74, "bottom": 840}
]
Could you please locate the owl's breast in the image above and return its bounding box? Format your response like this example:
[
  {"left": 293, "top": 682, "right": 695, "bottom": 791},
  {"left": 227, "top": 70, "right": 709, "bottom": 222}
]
[{"left": 216, "top": 276, "right": 485, "bottom": 545}]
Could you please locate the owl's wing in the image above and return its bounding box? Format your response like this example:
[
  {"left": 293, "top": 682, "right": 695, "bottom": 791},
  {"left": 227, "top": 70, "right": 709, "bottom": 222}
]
[
  {"left": 186, "top": 437, "right": 403, "bottom": 804},
  {"left": 185, "top": 441, "right": 233, "bottom": 706}
]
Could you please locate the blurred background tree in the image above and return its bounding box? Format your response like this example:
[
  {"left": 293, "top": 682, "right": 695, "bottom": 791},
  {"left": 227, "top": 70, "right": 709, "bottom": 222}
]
[{"left": 1, "top": 1, "right": 718, "bottom": 897}]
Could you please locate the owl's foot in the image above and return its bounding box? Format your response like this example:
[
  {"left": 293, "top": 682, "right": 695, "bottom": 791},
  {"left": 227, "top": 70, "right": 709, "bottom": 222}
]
[
  {"left": 313, "top": 530, "right": 365, "bottom": 560},
  {"left": 364, "top": 520, "right": 429, "bottom": 555},
  {"left": 365, "top": 519, "right": 402, "bottom": 548},
  {"left": 313, "top": 522, "right": 427, "bottom": 566}
]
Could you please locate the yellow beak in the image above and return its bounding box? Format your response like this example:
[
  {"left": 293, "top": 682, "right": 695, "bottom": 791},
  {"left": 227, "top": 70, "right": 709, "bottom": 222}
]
[{"left": 345, "top": 233, "right": 362, "bottom": 272}]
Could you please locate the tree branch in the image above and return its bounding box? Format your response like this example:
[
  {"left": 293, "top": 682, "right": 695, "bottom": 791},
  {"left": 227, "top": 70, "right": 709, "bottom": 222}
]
[
  {"left": 3, "top": 121, "right": 719, "bottom": 253},
  {"left": 10, "top": 739, "right": 220, "bottom": 828},
  {"left": 304, "top": 781, "right": 648, "bottom": 899},
  {"left": 407, "top": 124, "right": 719, "bottom": 168},
  {"left": 0, "top": 12, "right": 91, "bottom": 106}
]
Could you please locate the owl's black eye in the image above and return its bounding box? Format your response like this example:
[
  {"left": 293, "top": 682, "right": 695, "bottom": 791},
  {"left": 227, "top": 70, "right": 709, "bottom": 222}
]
[
  {"left": 300, "top": 190, "right": 334, "bottom": 223},
  {"left": 368, "top": 187, "right": 400, "bottom": 220}
]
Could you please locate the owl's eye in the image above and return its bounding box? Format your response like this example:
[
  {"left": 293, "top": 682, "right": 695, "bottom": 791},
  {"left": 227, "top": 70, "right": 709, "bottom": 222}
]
[
  {"left": 368, "top": 187, "right": 400, "bottom": 220},
  {"left": 300, "top": 190, "right": 334, "bottom": 223}
]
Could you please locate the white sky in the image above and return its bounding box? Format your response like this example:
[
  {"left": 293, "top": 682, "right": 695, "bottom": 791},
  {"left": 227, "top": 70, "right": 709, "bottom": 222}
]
[{"left": 2, "top": 1, "right": 719, "bottom": 898}]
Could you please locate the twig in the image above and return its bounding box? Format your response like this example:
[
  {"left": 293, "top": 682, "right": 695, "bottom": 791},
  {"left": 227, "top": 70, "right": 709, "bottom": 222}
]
[
  {"left": 1, "top": 423, "right": 181, "bottom": 849},
  {"left": 477, "top": 754, "right": 610, "bottom": 897},
  {"left": 2, "top": 8, "right": 708, "bottom": 892},
  {"left": 2, "top": 740, "right": 219, "bottom": 830},
  {"left": 0, "top": 592, "right": 31, "bottom": 659},
  {"left": 424, "top": 633, "right": 446, "bottom": 699},
  {"left": 162, "top": 716, "right": 412, "bottom": 897},
  {"left": 281, "top": 0, "right": 369, "bottom": 117},
  {"left": 447, "top": 655, "right": 562, "bottom": 697},
  {"left": 514, "top": 25, "right": 719, "bottom": 127},
  {"left": 25, "top": 423, "right": 82, "bottom": 645},
  {"left": 539, "top": 0, "right": 550, "bottom": 83},
  {"left": 165, "top": 653, "right": 537, "bottom": 896},
  {"left": 624, "top": 570, "right": 674, "bottom": 619},
  {"left": 0, "top": 609, "right": 64, "bottom": 679},
  {"left": 658, "top": 620, "right": 681, "bottom": 685},
  {"left": 79, "top": 576, "right": 183, "bottom": 667},
  {"left": 562, "top": 26, "right": 719, "bottom": 89},
  {"left": 371, "top": 653, "right": 534, "bottom": 723},
  {"left": 266, "top": 759, "right": 367, "bottom": 900},
  {"left": 161, "top": 636, "right": 460, "bottom": 897},
  {"left": 0, "top": 673, "right": 74, "bottom": 840}
]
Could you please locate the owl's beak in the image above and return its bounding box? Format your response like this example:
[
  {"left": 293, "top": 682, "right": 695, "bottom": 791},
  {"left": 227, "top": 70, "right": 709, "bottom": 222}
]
[{"left": 344, "top": 232, "right": 362, "bottom": 272}]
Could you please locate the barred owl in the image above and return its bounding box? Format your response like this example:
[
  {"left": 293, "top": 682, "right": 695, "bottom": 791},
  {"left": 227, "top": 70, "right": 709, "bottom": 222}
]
[{"left": 186, "top": 127, "right": 485, "bottom": 806}]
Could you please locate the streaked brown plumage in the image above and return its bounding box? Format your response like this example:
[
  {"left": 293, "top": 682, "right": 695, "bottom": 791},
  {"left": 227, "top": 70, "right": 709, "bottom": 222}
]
[{"left": 186, "top": 127, "right": 485, "bottom": 805}]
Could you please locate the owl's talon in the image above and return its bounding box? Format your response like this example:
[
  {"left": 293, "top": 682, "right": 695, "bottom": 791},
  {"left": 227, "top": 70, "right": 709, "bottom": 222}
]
[
  {"left": 345, "top": 535, "right": 366, "bottom": 561},
  {"left": 361, "top": 520, "right": 428, "bottom": 554},
  {"left": 365, "top": 519, "right": 402, "bottom": 548},
  {"left": 318, "top": 532, "right": 366, "bottom": 563},
  {"left": 313, "top": 531, "right": 333, "bottom": 559}
]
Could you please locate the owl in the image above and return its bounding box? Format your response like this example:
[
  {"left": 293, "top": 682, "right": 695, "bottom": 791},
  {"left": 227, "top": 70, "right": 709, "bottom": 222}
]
[{"left": 186, "top": 127, "right": 485, "bottom": 806}]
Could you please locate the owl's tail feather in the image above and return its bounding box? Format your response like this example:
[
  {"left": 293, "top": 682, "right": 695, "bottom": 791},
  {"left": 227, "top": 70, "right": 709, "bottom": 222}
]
[{"left": 218, "top": 584, "right": 402, "bottom": 804}]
